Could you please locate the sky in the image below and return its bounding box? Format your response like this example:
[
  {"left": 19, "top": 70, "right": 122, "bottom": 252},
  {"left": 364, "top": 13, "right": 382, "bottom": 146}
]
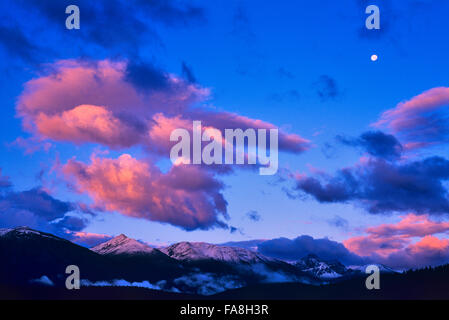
[{"left": 1, "top": 0, "right": 449, "bottom": 269}]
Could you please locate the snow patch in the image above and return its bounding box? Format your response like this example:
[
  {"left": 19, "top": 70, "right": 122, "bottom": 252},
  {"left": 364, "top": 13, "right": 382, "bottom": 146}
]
[
  {"left": 91, "top": 234, "right": 156, "bottom": 255},
  {"left": 161, "top": 242, "right": 270, "bottom": 264}
]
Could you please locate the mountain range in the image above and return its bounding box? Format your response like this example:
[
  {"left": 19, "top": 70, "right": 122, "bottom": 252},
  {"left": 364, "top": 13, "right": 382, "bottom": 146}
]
[{"left": 0, "top": 226, "right": 397, "bottom": 298}]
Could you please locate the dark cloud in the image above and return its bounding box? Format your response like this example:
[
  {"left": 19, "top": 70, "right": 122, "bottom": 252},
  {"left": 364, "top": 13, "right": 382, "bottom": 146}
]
[
  {"left": 5, "top": 0, "right": 205, "bottom": 63},
  {"left": 314, "top": 75, "right": 340, "bottom": 102},
  {"left": 181, "top": 61, "right": 197, "bottom": 83},
  {"left": 0, "top": 168, "right": 95, "bottom": 239},
  {"left": 373, "top": 87, "right": 449, "bottom": 150},
  {"left": 295, "top": 156, "right": 449, "bottom": 215},
  {"left": 321, "top": 142, "right": 338, "bottom": 159},
  {"left": 258, "top": 235, "right": 366, "bottom": 265},
  {"left": 337, "top": 130, "right": 403, "bottom": 160},
  {"left": 229, "top": 226, "right": 238, "bottom": 234},
  {"left": 245, "top": 210, "right": 261, "bottom": 222},
  {"left": 124, "top": 60, "right": 170, "bottom": 92},
  {"left": 1, "top": 188, "right": 74, "bottom": 221},
  {"left": 53, "top": 215, "right": 88, "bottom": 232},
  {"left": 327, "top": 215, "right": 349, "bottom": 230},
  {"left": 0, "top": 24, "right": 40, "bottom": 63}
]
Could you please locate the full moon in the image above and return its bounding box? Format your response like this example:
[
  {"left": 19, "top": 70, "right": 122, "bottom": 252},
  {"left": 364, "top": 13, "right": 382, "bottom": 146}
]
[{"left": 371, "top": 54, "right": 378, "bottom": 61}]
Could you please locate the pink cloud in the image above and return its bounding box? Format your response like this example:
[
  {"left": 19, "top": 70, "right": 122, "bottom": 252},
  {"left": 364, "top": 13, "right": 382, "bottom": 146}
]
[
  {"left": 14, "top": 59, "right": 311, "bottom": 232},
  {"left": 344, "top": 214, "right": 449, "bottom": 268},
  {"left": 35, "top": 104, "right": 142, "bottom": 147},
  {"left": 17, "top": 59, "right": 208, "bottom": 146},
  {"left": 366, "top": 214, "right": 449, "bottom": 238},
  {"left": 373, "top": 87, "right": 449, "bottom": 149},
  {"left": 408, "top": 235, "right": 449, "bottom": 254},
  {"left": 16, "top": 59, "right": 310, "bottom": 156},
  {"left": 344, "top": 235, "right": 408, "bottom": 258},
  {"left": 187, "top": 110, "right": 311, "bottom": 153},
  {"left": 62, "top": 154, "right": 228, "bottom": 230},
  {"left": 69, "top": 231, "right": 113, "bottom": 248}
]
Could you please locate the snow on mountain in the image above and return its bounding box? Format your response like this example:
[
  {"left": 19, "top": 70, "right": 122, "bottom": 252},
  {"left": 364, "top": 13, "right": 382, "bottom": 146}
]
[
  {"left": 0, "top": 228, "right": 12, "bottom": 236},
  {"left": 91, "top": 234, "right": 156, "bottom": 255},
  {"left": 348, "top": 264, "right": 399, "bottom": 274},
  {"left": 0, "top": 226, "right": 64, "bottom": 241},
  {"left": 161, "top": 242, "right": 271, "bottom": 264},
  {"left": 294, "top": 254, "right": 350, "bottom": 279}
]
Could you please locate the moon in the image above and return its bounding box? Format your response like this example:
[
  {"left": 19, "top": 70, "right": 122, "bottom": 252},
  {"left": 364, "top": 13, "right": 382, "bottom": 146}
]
[{"left": 371, "top": 54, "right": 378, "bottom": 61}]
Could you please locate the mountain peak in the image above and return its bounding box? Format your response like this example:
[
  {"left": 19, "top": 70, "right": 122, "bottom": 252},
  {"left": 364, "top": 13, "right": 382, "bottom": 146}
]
[
  {"left": 91, "top": 234, "right": 155, "bottom": 255},
  {"left": 294, "top": 254, "right": 349, "bottom": 279},
  {"left": 160, "top": 241, "right": 269, "bottom": 263},
  {"left": 0, "top": 226, "right": 64, "bottom": 241}
]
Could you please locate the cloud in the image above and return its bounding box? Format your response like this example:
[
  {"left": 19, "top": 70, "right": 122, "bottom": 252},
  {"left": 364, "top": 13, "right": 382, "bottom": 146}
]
[
  {"left": 17, "top": 59, "right": 310, "bottom": 157},
  {"left": 9, "top": 137, "right": 52, "bottom": 155},
  {"left": 0, "top": 168, "right": 105, "bottom": 243},
  {"left": 373, "top": 87, "right": 449, "bottom": 150},
  {"left": 1, "top": 188, "right": 74, "bottom": 221},
  {"left": 53, "top": 216, "right": 88, "bottom": 232},
  {"left": 344, "top": 214, "right": 449, "bottom": 269},
  {"left": 327, "top": 215, "right": 349, "bottom": 230},
  {"left": 0, "top": 23, "right": 41, "bottom": 63},
  {"left": 81, "top": 278, "right": 162, "bottom": 290},
  {"left": 245, "top": 210, "right": 261, "bottom": 222},
  {"left": 337, "top": 130, "right": 403, "bottom": 160},
  {"left": 62, "top": 154, "right": 229, "bottom": 231},
  {"left": 257, "top": 235, "right": 365, "bottom": 265},
  {"left": 186, "top": 109, "right": 311, "bottom": 154},
  {"left": 35, "top": 104, "right": 144, "bottom": 148},
  {"left": 294, "top": 156, "right": 449, "bottom": 215},
  {"left": 0, "top": 187, "right": 82, "bottom": 236},
  {"left": 30, "top": 275, "right": 54, "bottom": 286},
  {"left": 181, "top": 61, "right": 197, "bottom": 83},
  {"left": 314, "top": 75, "right": 340, "bottom": 102},
  {"left": 16, "top": 59, "right": 209, "bottom": 148},
  {"left": 6, "top": 0, "right": 205, "bottom": 63},
  {"left": 124, "top": 60, "right": 171, "bottom": 91},
  {"left": 70, "top": 232, "right": 113, "bottom": 247},
  {"left": 13, "top": 58, "right": 311, "bottom": 233},
  {"left": 174, "top": 273, "right": 243, "bottom": 295}
]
